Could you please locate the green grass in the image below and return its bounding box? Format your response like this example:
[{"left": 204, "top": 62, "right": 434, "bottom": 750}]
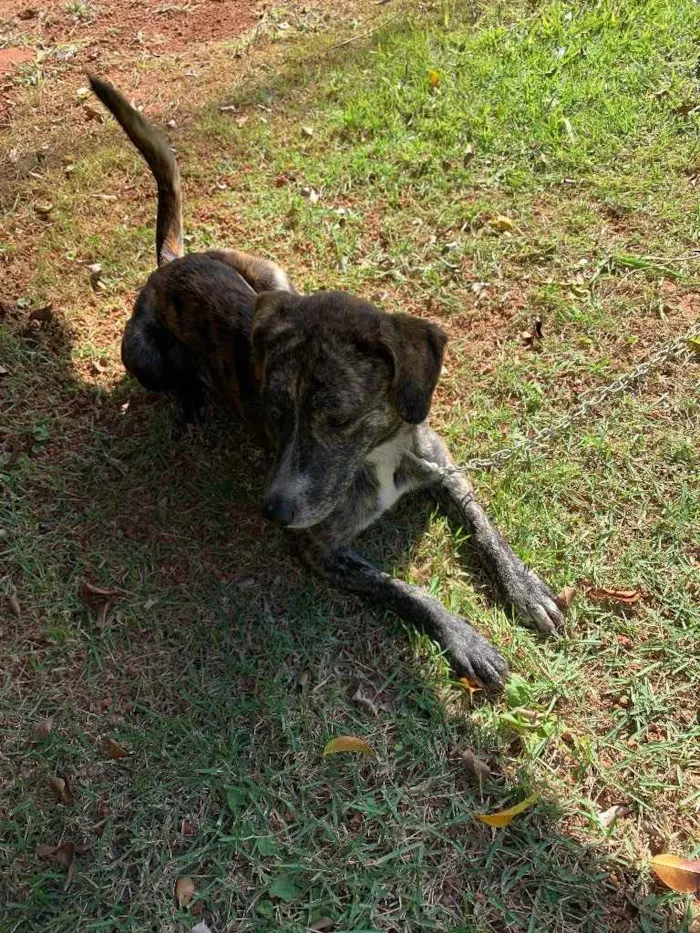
[{"left": 1, "top": 0, "right": 699, "bottom": 930}]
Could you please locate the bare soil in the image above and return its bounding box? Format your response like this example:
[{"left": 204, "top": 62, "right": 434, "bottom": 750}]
[{"left": 0, "top": 0, "right": 259, "bottom": 58}]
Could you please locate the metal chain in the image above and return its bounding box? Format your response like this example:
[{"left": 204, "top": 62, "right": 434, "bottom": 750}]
[{"left": 419, "top": 319, "right": 700, "bottom": 477}]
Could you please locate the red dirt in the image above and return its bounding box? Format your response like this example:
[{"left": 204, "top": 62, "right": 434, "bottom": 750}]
[
  {"left": 0, "top": 1, "right": 258, "bottom": 60},
  {"left": 0, "top": 45, "right": 33, "bottom": 76}
]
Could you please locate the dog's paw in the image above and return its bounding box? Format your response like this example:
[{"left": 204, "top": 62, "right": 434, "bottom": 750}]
[
  {"left": 497, "top": 552, "right": 564, "bottom": 635},
  {"left": 437, "top": 615, "right": 508, "bottom": 687}
]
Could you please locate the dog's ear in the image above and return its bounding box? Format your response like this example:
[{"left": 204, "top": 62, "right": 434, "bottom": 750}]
[
  {"left": 251, "top": 291, "right": 297, "bottom": 380},
  {"left": 379, "top": 314, "right": 447, "bottom": 424}
]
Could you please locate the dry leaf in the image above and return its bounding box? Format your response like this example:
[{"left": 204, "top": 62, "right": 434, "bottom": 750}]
[
  {"left": 309, "top": 919, "right": 335, "bottom": 931},
  {"left": 235, "top": 114, "right": 249, "bottom": 127},
  {"left": 36, "top": 840, "right": 75, "bottom": 872},
  {"left": 104, "top": 737, "right": 128, "bottom": 759},
  {"left": 301, "top": 125, "right": 314, "bottom": 137},
  {"left": 33, "top": 717, "right": 53, "bottom": 739},
  {"left": 48, "top": 776, "right": 74, "bottom": 805},
  {"left": 323, "top": 736, "right": 375, "bottom": 757},
  {"left": 191, "top": 924, "right": 213, "bottom": 933},
  {"left": 175, "top": 876, "right": 195, "bottom": 907},
  {"left": 428, "top": 69, "right": 441, "bottom": 88},
  {"left": 351, "top": 686, "right": 379, "bottom": 717},
  {"left": 650, "top": 853, "right": 700, "bottom": 893},
  {"left": 487, "top": 215, "right": 517, "bottom": 234},
  {"left": 0, "top": 365, "right": 8, "bottom": 376},
  {"left": 587, "top": 587, "right": 641, "bottom": 605},
  {"left": 597, "top": 804, "right": 630, "bottom": 828},
  {"left": 7, "top": 593, "right": 21, "bottom": 618},
  {"left": 476, "top": 793, "right": 539, "bottom": 828},
  {"left": 458, "top": 676, "right": 482, "bottom": 701},
  {"left": 555, "top": 585, "right": 576, "bottom": 610},
  {"left": 34, "top": 202, "right": 54, "bottom": 216},
  {"left": 461, "top": 748, "right": 491, "bottom": 784},
  {"left": 82, "top": 580, "right": 124, "bottom": 599}
]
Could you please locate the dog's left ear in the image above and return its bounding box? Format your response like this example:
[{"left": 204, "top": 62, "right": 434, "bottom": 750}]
[{"left": 379, "top": 314, "right": 447, "bottom": 424}]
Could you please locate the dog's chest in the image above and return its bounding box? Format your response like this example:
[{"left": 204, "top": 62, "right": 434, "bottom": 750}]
[{"left": 365, "top": 435, "right": 410, "bottom": 513}]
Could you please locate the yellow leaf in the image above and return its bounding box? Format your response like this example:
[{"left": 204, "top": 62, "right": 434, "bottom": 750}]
[
  {"left": 650, "top": 853, "right": 700, "bottom": 894},
  {"left": 487, "top": 215, "right": 517, "bottom": 234},
  {"left": 476, "top": 793, "right": 539, "bottom": 828},
  {"left": 428, "top": 69, "right": 440, "bottom": 89},
  {"left": 175, "top": 876, "right": 195, "bottom": 907},
  {"left": 686, "top": 335, "right": 700, "bottom": 353},
  {"left": 323, "top": 736, "right": 376, "bottom": 757}
]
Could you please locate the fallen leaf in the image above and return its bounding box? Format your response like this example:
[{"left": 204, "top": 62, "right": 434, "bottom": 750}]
[
  {"left": 587, "top": 587, "right": 641, "bottom": 605},
  {"left": 166, "top": 119, "right": 177, "bottom": 129},
  {"left": 323, "top": 736, "right": 375, "bottom": 757},
  {"left": 686, "top": 335, "right": 700, "bottom": 353},
  {"left": 104, "top": 737, "right": 128, "bottom": 759},
  {"left": 428, "top": 69, "right": 441, "bottom": 88},
  {"left": 555, "top": 585, "right": 576, "bottom": 610},
  {"left": 82, "top": 580, "right": 124, "bottom": 599},
  {"left": 83, "top": 104, "right": 105, "bottom": 122},
  {"left": 597, "top": 804, "right": 630, "bottom": 828},
  {"left": 191, "top": 924, "right": 213, "bottom": 933},
  {"left": 76, "top": 86, "right": 90, "bottom": 100},
  {"left": 461, "top": 748, "right": 491, "bottom": 784},
  {"left": 48, "top": 776, "right": 74, "bottom": 805},
  {"left": 0, "top": 365, "right": 8, "bottom": 376},
  {"left": 7, "top": 593, "right": 21, "bottom": 618},
  {"left": 269, "top": 873, "right": 301, "bottom": 903},
  {"left": 175, "top": 876, "right": 195, "bottom": 907},
  {"left": 235, "top": 114, "right": 249, "bottom": 127},
  {"left": 457, "top": 676, "right": 482, "bottom": 702},
  {"left": 34, "top": 202, "right": 54, "bottom": 216},
  {"left": 309, "top": 919, "right": 335, "bottom": 931},
  {"left": 33, "top": 717, "right": 53, "bottom": 739},
  {"left": 351, "top": 686, "right": 379, "bottom": 716},
  {"left": 487, "top": 214, "right": 518, "bottom": 234},
  {"left": 650, "top": 853, "right": 700, "bottom": 894},
  {"left": 36, "top": 840, "right": 75, "bottom": 881},
  {"left": 301, "top": 125, "right": 314, "bottom": 137},
  {"left": 476, "top": 793, "right": 539, "bottom": 828}
]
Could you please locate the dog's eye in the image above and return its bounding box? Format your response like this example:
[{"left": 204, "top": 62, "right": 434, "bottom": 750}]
[{"left": 327, "top": 413, "right": 353, "bottom": 431}]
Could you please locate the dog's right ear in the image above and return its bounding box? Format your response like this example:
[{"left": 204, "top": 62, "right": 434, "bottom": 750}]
[{"left": 251, "top": 291, "right": 297, "bottom": 383}]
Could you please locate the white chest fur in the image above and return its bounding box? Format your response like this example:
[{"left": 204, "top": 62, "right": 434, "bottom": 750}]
[{"left": 365, "top": 434, "right": 410, "bottom": 513}]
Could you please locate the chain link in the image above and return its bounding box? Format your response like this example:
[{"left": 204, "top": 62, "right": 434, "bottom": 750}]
[{"left": 419, "top": 319, "right": 700, "bottom": 477}]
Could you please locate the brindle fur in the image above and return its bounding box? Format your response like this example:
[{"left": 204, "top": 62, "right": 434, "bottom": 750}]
[{"left": 89, "top": 75, "right": 564, "bottom": 687}]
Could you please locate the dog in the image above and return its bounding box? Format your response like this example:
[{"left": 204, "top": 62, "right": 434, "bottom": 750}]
[{"left": 88, "top": 75, "right": 564, "bottom": 687}]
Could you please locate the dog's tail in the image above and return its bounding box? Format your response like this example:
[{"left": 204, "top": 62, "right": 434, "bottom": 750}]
[{"left": 88, "top": 75, "right": 183, "bottom": 267}]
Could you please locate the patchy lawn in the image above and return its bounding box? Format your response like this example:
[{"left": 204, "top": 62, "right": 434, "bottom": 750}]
[{"left": 1, "top": 0, "right": 699, "bottom": 930}]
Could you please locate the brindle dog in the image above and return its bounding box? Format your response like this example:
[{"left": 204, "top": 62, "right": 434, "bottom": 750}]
[{"left": 89, "top": 76, "right": 565, "bottom": 687}]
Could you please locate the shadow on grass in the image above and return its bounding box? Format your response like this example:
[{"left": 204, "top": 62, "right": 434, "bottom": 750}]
[{"left": 0, "top": 304, "right": 688, "bottom": 933}]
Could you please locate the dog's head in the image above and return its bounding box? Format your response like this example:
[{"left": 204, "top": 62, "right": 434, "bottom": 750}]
[{"left": 252, "top": 290, "right": 447, "bottom": 529}]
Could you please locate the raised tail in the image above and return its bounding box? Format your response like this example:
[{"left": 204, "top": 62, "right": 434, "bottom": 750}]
[{"left": 88, "top": 74, "right": 184, "bottom": 267}]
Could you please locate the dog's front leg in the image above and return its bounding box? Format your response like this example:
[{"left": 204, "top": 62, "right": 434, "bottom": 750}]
[
  {"left": 414, "top": 427, "right": 564, "bottom": 635},
  {"left": 302, "top": 540, "right": 508, "bottom": 687}
]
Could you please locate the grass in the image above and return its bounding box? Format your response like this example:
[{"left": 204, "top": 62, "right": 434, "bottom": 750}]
[{"left": 1, "top": 0, "right": 699, "bottom": 930}]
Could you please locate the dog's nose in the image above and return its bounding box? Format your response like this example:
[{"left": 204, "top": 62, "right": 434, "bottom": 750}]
[{"left": 263, "top": 493, "right": 297, "bottom": 527}]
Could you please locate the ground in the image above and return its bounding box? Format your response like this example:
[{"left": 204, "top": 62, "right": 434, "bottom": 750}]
[{"left": 1, "top": 0, "right": 699, "bottom": 931}]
